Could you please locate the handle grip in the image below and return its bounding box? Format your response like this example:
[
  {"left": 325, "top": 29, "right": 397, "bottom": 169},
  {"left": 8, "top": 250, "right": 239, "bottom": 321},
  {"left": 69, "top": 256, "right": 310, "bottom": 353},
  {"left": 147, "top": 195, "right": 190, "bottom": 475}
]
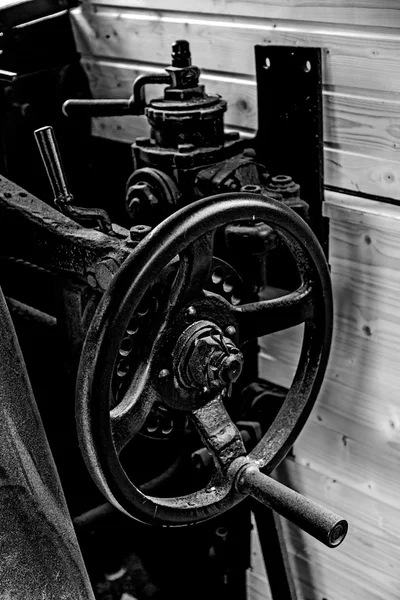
[
  {"left": 62, "top": 98, "right": 133, "bottom": 118},
  {"left": 34, "top": 125, "right": 72, "bottom": 204},
  {"left": 236, "top": 464, "right": 348, "bottom": 548}
]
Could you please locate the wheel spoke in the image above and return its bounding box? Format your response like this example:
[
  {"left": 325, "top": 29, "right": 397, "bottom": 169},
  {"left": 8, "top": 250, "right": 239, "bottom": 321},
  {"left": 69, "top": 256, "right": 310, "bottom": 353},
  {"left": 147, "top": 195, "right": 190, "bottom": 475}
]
[
  {"left": 232, "top": 283, "right": 314, "bottom": 342},
  {"left": 111, "top": 365, "right": 157, "bottom": 453},
  {"left": 170, "top": 232, "right": 215, "bottom": 306},
  {"left": 191, "top": 394, "right": 247, "bottom": 471}
]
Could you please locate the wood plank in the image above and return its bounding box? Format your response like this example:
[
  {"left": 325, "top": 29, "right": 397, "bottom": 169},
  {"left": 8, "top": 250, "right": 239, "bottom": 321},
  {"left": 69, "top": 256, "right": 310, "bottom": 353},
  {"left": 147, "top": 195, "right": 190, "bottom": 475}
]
[
  {"left": 278, "top": 459, "right": 400, "bottom": 546},
  {"left": 275, "top": 460, "right": 400, "bottom": 598},
  {"left": 292, "top": 418, "right": 400, "bottom": 510},
  {"left": 83, "top": 59, "right": 400, "bottom": 161},
  {"left": 247, "top": 572, "right": 271, "bottom": 600},
  {"left": 86, "top": 0, "right": 400, "bottom": 29},
  {"left": 71, "top": 8, "right": 400, "bottom": 95}
]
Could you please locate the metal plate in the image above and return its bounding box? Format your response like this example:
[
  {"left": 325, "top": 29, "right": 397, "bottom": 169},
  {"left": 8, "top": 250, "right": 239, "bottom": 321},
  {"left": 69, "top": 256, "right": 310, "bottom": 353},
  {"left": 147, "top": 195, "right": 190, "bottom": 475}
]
[{"left": 254, "top": 46, "right": 325, "bottom": 247}]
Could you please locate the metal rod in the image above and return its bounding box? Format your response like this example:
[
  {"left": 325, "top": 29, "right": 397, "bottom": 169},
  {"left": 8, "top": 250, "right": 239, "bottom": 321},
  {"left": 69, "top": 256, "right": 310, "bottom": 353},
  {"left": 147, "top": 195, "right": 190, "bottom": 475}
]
[
  {"left": 34, "top": 125, "right": 72, "bottom": 204},
  {"left": 236, "top": 464, "right": 348, "bottom": 548},
  {"left": 62, "top": 98, "right": 132, "bottom": 118}
]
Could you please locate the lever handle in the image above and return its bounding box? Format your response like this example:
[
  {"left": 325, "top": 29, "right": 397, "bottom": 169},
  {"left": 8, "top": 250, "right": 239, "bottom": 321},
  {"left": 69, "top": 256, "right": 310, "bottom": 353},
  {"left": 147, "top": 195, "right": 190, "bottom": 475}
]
[
  {"left": 34, "top": 125, "right": 73, "bottom": 205},
  {"left": 62, "top": 98, "right": 133, "bottom": 118},
  {"left": 236, "top": 464, "right": 348, "bottom": 548},
  {"left": 63, "top": 73, "right": 172, "bottom": 119},
  {"left": 34, "top": 126, "right": 114, "bottom": 234}
]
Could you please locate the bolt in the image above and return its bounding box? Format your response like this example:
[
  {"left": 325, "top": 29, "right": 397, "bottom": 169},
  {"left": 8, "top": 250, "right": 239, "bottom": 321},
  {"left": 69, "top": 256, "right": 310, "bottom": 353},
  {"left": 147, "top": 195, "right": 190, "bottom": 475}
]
[
  {"left": 171, "top": 39, "right": 192, "bottom": 68},
  {"left": 186, "top": 306, "right": 197, "bottom": 320},
  {"left": 158, "top": 369, "right": 170, "bottom": 379},
  {"left": 224, "top": 178, "right": 238, "bottom": 191},
  {"left": 241, "top": 184, "right": 262, "bottom": 193},
  {"left": 94, "top": 257, "right": 120, "bottom": 290},
  {"left": 130, "top": 224, "right": 152, "bottom": 242},
  {"left": 225, "top": 325, "right": 236, "bottom": 337},
  {"left": 87, "top": 273, "right": 98, "bottom": 288}
]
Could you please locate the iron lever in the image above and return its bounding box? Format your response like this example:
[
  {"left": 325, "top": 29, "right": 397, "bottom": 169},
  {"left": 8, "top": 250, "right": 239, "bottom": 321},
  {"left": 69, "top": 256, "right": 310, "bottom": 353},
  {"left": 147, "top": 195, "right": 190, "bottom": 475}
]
[
  {"left": 236, "top": 463, "right": 348, "bottom": 548},
  {"left": 34, "top": 126, "right": 113, "bottom": 234},
  {"left": 63, "top": 73, "right": 172, "bottom": 118}
]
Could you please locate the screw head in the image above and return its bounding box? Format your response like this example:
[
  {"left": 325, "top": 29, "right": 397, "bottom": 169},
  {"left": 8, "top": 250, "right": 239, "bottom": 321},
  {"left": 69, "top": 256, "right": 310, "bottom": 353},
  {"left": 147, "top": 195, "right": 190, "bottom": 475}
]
[
  {"left": 225, "top": 325, "right": 236, "bottom": 337},
  {"left": 186, "top": 306, "right": 197, "bottom": 320},
  {"left": 158, "top": 368, "right": 170, "bottom": 379},
  {"left": 130, "top": 224, "right": 152, "bottom": 242},
  {"left": 94, "top": 257, "right": 119, "bottom": 290}
]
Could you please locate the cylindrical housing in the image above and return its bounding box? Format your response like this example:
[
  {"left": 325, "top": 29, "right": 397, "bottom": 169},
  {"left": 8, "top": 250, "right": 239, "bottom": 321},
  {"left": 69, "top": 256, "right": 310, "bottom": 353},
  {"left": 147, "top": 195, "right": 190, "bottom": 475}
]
[{"left": 236, "top": 464, "right": 348, "bottom": 548}]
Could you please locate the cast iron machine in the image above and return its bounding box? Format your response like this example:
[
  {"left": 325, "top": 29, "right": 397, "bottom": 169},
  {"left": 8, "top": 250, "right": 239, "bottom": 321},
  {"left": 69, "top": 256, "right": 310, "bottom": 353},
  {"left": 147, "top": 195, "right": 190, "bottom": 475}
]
[{"left": 0, "top": 37, "right": 347, "bottom": 600}]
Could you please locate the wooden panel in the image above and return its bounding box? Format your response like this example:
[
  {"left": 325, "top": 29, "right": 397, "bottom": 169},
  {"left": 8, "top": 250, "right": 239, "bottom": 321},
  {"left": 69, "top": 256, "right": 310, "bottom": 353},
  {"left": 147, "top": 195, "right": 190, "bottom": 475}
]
[
  {"left": 87, "top": 0, "right": 400, "bottom": 29},
  {"left": 277, "top": 459, "right": 400, "bottom": 599},
  {"left": 73, "top": 9, "right": 400, "bottom": 95},
  {"left": 256, "top": 191, "right": 400, "bottom": 597}
]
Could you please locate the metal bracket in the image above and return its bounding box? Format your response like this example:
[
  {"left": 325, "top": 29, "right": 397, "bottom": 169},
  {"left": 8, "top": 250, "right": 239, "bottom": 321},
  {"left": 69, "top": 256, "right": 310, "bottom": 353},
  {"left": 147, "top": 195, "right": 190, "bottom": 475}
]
[{"left": 254, "top": 46, "right": 325, "bottom": 247}]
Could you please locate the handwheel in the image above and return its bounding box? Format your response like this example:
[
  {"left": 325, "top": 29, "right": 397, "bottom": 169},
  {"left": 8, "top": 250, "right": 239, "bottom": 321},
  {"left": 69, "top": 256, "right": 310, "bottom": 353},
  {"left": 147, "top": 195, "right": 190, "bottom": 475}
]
[{"left": 76, "top": 192, "right": 348, "bottom": 548}]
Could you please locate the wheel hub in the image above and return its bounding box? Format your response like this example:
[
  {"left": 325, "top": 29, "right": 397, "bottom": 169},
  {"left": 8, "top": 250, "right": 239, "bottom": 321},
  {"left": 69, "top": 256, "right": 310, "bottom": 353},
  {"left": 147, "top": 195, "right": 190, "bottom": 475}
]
[{"left": 172, "top": 320, "right": 244, "bottom": 395}]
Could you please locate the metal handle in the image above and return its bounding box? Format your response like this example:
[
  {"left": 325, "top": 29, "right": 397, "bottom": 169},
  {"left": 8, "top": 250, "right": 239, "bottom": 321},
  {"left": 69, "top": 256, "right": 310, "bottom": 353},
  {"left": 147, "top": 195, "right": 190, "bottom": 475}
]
[
  {"left": 34, "top": 125, "right": 72, "bottom": 205},
  {"left": 62, "top": 98, "right": 133, "bottom": 118},
  {"left": 236, "top": 464, "right": 348, "bottom": 548},
  {"left": 62, "top": 73, "right": 172, "bottom": 118},
  {"left": 34, "top": 126, "right": 114, "bottom": 234}
]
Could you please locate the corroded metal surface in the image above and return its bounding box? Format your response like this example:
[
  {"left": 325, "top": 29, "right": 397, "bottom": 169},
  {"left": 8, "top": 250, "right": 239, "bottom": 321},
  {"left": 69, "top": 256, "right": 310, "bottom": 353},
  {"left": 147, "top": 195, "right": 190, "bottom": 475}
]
[
  {"left": 75, "top": 192, "right": 342, "bottom": 535},
  {"left": 0, "top": 286, "right": 95, "bottom": 599},
  {"left": 0, "top": 174, "right": 133, "bottom": 284}
]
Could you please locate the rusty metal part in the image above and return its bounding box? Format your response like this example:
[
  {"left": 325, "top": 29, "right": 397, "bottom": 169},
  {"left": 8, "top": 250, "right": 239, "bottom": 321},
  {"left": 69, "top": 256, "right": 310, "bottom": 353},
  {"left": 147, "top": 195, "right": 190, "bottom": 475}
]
[
  {"left": 34, "top": 126, "right": 113, "bottom": 234},
  {"left": 125, "top": 167, "right": 180, "bottom": 225},
  {"left": 254, "top": 45, "right": 324, "bottom": 245},
  {"left": 172, "top": 320, "right": 244, "bottom": 394},
  {"left": 0, "top": 286, "right": 94, "bottom": 599},
  {"left": 0, "top": 174, "right": 133, "bottom": 286},
  {"left": 75, "top": 192, "right": 343, "bottom": 541},
  {"left": 236, "top": 464, "right": 347, "bottom": 548},
  {"left": 62, "top": 72, "right": 172, "bottom": 118}
]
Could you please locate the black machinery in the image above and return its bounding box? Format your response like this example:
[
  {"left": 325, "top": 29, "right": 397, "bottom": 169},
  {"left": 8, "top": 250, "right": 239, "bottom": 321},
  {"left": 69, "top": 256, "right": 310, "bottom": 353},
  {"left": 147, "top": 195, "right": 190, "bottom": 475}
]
[{"left": 0, "top": 8, "right": 346, "bottom": 599}]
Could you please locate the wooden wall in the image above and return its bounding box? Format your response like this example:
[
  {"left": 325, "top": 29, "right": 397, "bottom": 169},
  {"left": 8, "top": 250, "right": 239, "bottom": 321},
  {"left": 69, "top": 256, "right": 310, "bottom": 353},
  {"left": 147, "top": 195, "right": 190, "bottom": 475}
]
[{"left": 71, "top": 2, "right": 400, "bottom": 599}]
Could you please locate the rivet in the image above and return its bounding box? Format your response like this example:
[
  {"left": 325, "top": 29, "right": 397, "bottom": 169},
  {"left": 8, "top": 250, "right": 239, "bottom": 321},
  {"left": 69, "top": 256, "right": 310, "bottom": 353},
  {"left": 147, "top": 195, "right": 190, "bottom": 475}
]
[
  {"left": 225, "top": 325, "right": 236, "bottom": 337},
  {"left": 158, "top": 368, "right": 170, "bottom": 379},
  {"left": 186, "top": 306, "right": 197, "bottom": 319}
]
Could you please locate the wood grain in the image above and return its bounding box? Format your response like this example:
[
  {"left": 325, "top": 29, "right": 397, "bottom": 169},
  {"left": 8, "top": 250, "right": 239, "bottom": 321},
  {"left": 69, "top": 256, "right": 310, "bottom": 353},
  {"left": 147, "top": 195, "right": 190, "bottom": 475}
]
[
  {"left": 276, "top": 460, "right": 400, "bottom": 599},
  {"left": 72, "top": 8, "right": 400, "bottom": 95},
  {"left": 87, "top": 0, "right": 400, "bottom": 29}
]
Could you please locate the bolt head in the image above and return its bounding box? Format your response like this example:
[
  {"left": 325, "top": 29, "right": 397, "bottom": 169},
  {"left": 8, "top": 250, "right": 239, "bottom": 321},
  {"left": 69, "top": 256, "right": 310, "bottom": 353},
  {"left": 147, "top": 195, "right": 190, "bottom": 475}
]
[
  {"left": 225, "top": 325, "right": 236, "bottom": 337},
  {"left": 95, "top": 258, "right": 119, "bottom": 290},
  {"left": 158, "top": 368, "right": 170, "bottom": 379},
  {"left": 185, "top": 306, "right": 197, "bottom": 320},
  {"left": 130, "top": 224, "right": 152, "bottom": 242}
]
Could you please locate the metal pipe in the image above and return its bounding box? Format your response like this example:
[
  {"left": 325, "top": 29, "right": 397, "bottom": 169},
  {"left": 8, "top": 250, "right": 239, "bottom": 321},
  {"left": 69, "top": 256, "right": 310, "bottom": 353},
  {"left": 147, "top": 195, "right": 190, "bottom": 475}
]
[
  {"left": 0, "top": 286, "right": 95, "bottom": 598},
  {"left": 236, "top": 464, "right": 348, "bottom": 548}
]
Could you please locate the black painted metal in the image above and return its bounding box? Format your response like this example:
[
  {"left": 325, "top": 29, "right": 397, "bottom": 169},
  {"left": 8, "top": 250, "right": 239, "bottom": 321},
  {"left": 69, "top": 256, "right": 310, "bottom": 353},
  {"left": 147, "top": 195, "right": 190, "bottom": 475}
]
[
  {"left": 76, "top": 192, "right": 335, "bottom": 530},
  {"left": 254, "top": 46, "right": 325, "bottom": 246},
  {"left": 236, "top": 464, "right": 347, "bottom": 548}
]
